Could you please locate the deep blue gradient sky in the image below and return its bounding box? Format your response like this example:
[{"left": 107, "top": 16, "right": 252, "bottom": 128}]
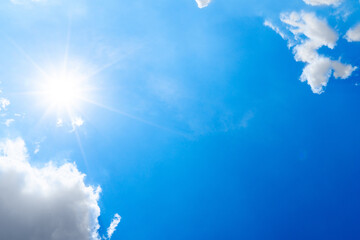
[{"left": 1, "top": 0, "right": 360, "bottom": 239}]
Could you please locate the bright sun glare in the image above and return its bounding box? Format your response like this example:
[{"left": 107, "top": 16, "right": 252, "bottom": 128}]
[
  {"left": 40, "top": 70, "right": 87, "bottom": 112},
  {"left": 43, "top": 75, "right": 82, "bottom": 108}
]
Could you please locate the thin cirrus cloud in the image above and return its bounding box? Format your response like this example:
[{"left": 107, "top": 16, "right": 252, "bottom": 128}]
[
  {"left": 264, "top": 20, "right": 287, "bottom": 40},
  {"left": 345, "top": 23, "right": 360, "bottom": 42},
  {"left": 266, "top": 11, "right": 356, "bottom": 94},
  {"left": 4, "top": 119, "right": 15, "bottom": 127},
  {"left": 0, "top": 138, "right": 119, "bottom": 240},
  {"left": 10, "top": 0, "right": 45, "bottom": 4},
  {"left": 196, "top": 0, "right": 211, "bottom": 8},
  {"left": 303, "top": 0, "right": 342, "bottom": 6},
  {"left": 56, "top": 118, "right": 63, "bottom": 127}
]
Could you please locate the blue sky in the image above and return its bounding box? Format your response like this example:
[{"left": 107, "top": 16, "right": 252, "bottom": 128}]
[{"left": 0, "top": 0, "right": 360, "bottom": 239}]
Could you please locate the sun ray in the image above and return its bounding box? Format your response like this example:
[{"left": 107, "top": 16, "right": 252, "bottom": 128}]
[
  {"left": 63, "top": 16, "right": 72, "bottom": 74},
  {"left": 6, "top": 36, "right": 49, "bottom": 78},
  {"left": 65, "top": 106, "right": 89, "bottom": 171},
  {"left": 33, "top": 103, "right": 60, "bottom": 129},
  {"left": 86, "top": 57, "right": 123, "bottom": 80},
  {"left": 73, "top": 128, "right": 89, "bottom": 171},
  {"left": 78, "top": 96, "right": 189, "bottom": 137}
]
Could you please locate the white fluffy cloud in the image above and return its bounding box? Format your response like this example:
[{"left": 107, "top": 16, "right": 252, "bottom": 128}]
[
  {"left": 0, "top": 98, "right": 10, "bottom": 111},
  {"left": 0, "top": 138, "right": 115, "bottom": 240},
  {"left": 281, "top": 12, "right": 338, "bottom": 49},
  {"left": 196, "top": 0, "right": 211, "bottom": 8},
  {"left": 71, "top": 117, "right": 84, "bottom": 131},
  {"left": 345, "top": 23, "right": 360, "bottom": 42},
  {"left": 303, "top": 0, "right": 342, "bottom": 6},
  {"left": 332, "top": 60, "right": 356, "bottom": 79},
  {"left": 277, "top": 11, "right": 356, "bottom": 93}
]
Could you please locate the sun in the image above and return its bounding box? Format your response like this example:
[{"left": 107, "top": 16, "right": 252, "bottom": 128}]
[
  {"left": 25, "top": 56, "right": 101, "bottom": 128},
  {"left": 42, "top": 73, "right": 83, "bottom": 108},
  {"left": 37, "top": 65, "right": 90, "bottom": 115},
  {"left": 33, "top": 65, "right": 93, "bottom": 128}
]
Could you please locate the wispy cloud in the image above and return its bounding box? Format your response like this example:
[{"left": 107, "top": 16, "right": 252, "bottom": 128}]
[
  {"left": 196, "top": 0, "right": 211, "bottom": 8},
  {"left": 56, "top": 118, "right": 63, "bottom": 127},
  {"left": 4, "top": 119, "right": 14, "bottom": 127},
  {"left": 239, "top": 111, "right": 255, "bottom": 128},
  {"left": 303, "top": 0, "right": 342, "bottom": 6},
  {"left": 264, "top": 20, "right": 287, "bottom": 40},
  {"left": 107, "top": 214, "right": 121, "bottom": 239},
  {"left": 10, "top": 0, "right": 46, "bottom": 5},
  {"left": 33, "top": 142, "right": 41, "bottom": 154},
  {"left": 14, "top": 113, "right": 24, "bottom": 118}
]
